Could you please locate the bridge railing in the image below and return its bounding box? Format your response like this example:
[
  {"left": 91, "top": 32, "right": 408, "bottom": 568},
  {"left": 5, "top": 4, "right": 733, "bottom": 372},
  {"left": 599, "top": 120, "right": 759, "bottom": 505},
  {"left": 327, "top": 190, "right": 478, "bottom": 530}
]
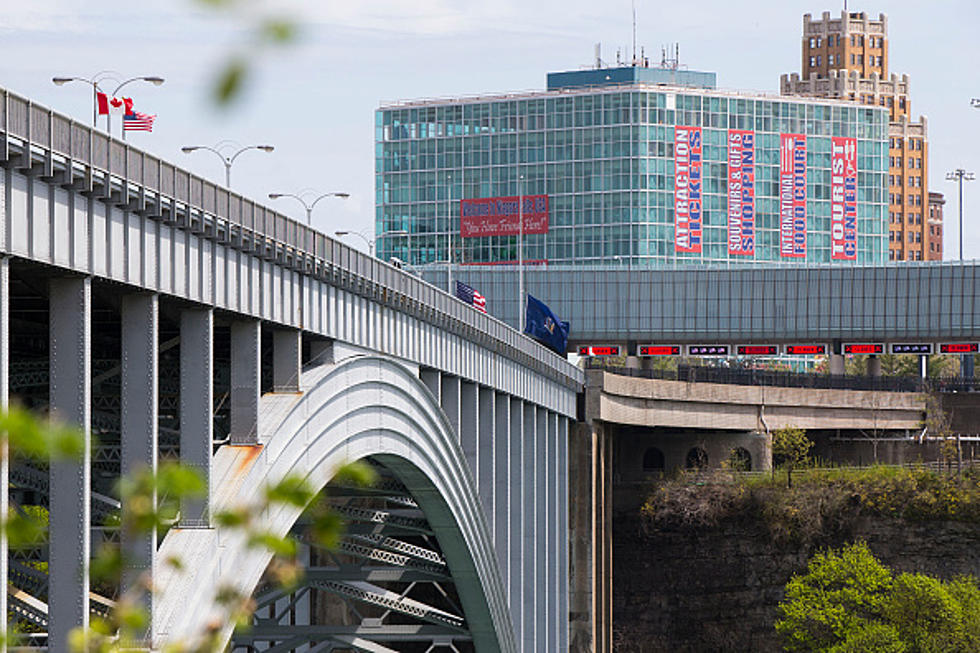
[
  {"left": 586, "top": 361, "right": 926, "bottom": 393},
  {"left": 0, "top": 87, "right": 583, "bottom": 390}
]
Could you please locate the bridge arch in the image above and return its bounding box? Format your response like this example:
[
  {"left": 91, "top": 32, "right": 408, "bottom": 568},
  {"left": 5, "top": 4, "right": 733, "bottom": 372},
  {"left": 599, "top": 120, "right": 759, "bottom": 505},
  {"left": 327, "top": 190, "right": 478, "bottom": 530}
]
[{"left": 152, "top": 354, "right": 515, "bottom": 652}]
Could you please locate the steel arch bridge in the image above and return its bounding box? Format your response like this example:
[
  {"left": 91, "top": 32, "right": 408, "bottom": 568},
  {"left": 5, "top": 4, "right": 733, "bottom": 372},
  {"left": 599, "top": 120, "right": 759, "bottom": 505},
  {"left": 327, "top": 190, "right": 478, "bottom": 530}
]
[{"left": 0, "top": 86, "right": 581, "bottom": 651}]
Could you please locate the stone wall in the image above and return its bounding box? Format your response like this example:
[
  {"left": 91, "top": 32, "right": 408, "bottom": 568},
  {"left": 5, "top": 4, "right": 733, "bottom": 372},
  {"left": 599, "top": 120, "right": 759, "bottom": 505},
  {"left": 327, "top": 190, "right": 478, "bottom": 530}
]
[{"left": 612, "top": 513, "right": 980, "bottom": 652}]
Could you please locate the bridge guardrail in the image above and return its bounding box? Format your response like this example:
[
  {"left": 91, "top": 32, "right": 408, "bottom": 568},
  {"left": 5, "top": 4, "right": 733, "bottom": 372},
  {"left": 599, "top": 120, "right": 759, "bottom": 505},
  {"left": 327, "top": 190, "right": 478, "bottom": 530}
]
[
  {"left": 588, "top": 361, "right": 980, "bottom": 394},
  {"left": 586, "top": 361, "right": 929, "bottom": 393},
  {"left": 0, "top": 87, "right": 583, "bottom": 391}
]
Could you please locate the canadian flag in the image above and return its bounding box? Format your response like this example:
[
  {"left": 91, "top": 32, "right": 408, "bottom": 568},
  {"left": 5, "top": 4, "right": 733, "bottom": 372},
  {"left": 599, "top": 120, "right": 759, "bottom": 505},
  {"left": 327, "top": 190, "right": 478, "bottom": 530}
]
[{"left": 96, "top": 92, "right": 133, "bottom": 116}]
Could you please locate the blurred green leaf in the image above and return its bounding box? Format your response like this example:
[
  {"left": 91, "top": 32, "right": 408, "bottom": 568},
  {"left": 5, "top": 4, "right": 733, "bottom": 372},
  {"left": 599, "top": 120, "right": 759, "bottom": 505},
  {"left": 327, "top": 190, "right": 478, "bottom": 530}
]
[
  {"left": 5, "top": 511, "right": 45, "bottom": 548},
  {"left": 261, "top": 18, "right": 297, "bottom": 43},
  {"left": 247, "top": 531, "right": 297, "bottom": 556},
  {"left": 333, "top": 461, "right": 379, "bottom": 488},
  {"left": 264, "top": 474, "right": 314, "bottom": 508},
  {"left": 309, "top": 510, "right": 344, "bottom": 550},
  {"left": 157, "top": 462, "right": 207, "bottom": 499},
  {"left": 90, "top": 543, "right": 123, "bottom": 585},
  {"left": 214, "top": 507, "right": 251, "bottom": 528},
  {"left": 213, "top": 58, "right": 247, "bottom": 106}
]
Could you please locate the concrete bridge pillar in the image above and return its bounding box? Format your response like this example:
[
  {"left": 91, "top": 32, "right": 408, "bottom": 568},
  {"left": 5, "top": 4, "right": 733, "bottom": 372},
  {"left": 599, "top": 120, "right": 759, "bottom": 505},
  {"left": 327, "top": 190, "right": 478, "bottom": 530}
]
[
  {"left": 460, "top": 380, "right": 478, "bottom": 477},
  {"left": 440, "top": 374, "right": 461, "bottom": 441},
  {"left": 868, "top": 355, "right": 882, "bottom": 377},
  {"left": 120, "top": 293, "right": 159, "bottom": 637},
  {"left": 830, "top": 353, "right": 845, "bottom": 375},
  {"left": 272, "top": 329, "right": 301, "bottom": 392},
  {"left": 420, "top": 368, "right": 441, "bottom": 402},
  {"left": 569, "top": 421, "right": 613, "bottom": 653},
  {"left": 180, "top": 308, "right": 213, "bottom": 527},
  {"left": 230, "top": 320, "right": 260, "bottom": 444},
  {"left": 493, "top": 391, "right": 510, "bottom": 586},
  {"left": 477, "top": 387, "right": 495, "bottom": 522},
  {"left": 48, "top": 276, "right": 92, "bottom": 645},
  {"left": 508, "top": 397, "right": 524, "bottom": 645},
  {"left": 521, "top": 402, "right": 536, "bottom": 651},
  {"left": 0, "top": 258, "right": 8, "bottom": 636}
]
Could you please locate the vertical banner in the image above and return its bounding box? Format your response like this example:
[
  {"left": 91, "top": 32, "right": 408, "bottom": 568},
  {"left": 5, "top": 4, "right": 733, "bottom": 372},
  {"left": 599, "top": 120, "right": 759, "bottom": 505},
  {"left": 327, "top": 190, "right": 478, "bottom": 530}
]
[
  {"left": 831, "top": 136, "right": 858, "bottom": 260},
  {"left": 674, "top": 126, "right": 702, "bottom": 253},
  {"left": 780, "top": 133, "right": 807, "bottom": 258},
  {"left": 727, "top": 130, "right": 755, "bottom": 256}
]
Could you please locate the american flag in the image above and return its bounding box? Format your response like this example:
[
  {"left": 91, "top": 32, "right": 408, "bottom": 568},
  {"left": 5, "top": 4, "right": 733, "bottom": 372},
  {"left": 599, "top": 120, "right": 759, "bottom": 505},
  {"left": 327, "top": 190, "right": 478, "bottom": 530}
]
[
  {"left": 123, "top": 111, "right": 156, "bottom": 132},
  {"left": 454, "top": 280, "right": 487, "bottom": 313}
]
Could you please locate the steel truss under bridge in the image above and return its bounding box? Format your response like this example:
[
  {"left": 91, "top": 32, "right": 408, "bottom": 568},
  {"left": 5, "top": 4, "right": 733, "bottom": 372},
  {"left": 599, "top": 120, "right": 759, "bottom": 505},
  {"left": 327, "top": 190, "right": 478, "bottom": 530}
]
[{"left": 232, "top": 461, "right": 475, "bottom": 653}]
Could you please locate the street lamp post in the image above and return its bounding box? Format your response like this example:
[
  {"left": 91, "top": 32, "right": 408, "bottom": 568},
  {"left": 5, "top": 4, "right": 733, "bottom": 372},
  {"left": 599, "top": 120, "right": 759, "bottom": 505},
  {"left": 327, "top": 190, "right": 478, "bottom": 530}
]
[
  {"left": 181, "top": 143, "right": 275, "bottom": 188},
  {"left": 105, "top": 76, "right": 165, "bottom": 139},
  {"left": 518, "top": 172, "right": 525, "bottom": 332},
  {"left": 946, "top": 169, "right": 975, "bottom": 261},
  {"left": 946, "top": 168, "right": 975, "bottom": 378},
  {"left": 268, "top": 191, "right": 349, "bottom": 225},
  {"left": 446, "top": 174, "right": 454, "bottom": 293},
  {"left": 52, "top": 71, "right": 117, "bottom": 126}
]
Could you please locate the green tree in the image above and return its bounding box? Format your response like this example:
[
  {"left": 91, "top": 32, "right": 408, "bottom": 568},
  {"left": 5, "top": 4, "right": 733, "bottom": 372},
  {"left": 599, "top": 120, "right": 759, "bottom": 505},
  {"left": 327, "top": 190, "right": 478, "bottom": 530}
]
[
  {"left": 777, "top": 541, "right": 980, "bottom": 653},
  {"left": 776, "top": 542, "right": 893, "bottom": 652},
  {"left": 772, "top": 426, "right": 813, "bottom": 488}
]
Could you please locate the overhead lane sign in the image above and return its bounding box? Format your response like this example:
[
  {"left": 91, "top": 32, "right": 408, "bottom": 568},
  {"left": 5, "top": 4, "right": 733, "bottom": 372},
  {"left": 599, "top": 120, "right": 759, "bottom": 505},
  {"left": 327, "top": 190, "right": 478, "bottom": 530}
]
[
  {"left": 784, "top": 344, "right": 828, "bottom": 356},
  {"left": 638, "top": 344, "right": 682, "bottom": 356}
]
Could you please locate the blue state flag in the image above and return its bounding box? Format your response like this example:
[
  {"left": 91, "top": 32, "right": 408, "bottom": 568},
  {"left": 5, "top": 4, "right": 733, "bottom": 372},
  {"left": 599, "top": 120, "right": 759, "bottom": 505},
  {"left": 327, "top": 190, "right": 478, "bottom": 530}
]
[{"left": 523, "top": 294, "right": 569, "bottom": 354}]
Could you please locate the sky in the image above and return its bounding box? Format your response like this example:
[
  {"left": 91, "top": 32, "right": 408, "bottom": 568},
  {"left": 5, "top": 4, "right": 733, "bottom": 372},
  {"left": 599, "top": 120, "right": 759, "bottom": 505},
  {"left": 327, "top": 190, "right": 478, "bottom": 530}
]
[{"left": 0, "top": 0, "right": 978, "bottom": 257}]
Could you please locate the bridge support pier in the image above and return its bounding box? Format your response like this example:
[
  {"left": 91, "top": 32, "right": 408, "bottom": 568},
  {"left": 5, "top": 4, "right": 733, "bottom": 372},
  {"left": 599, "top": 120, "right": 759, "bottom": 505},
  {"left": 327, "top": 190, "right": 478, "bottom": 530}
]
[
  {"left": 48, "top": 276, "right": 92, "bottom": 646},
  {"left": 493, "top": 392, "right": 510, "bottom": 587},
  {"left": 508, "top": 397, "right": 524, "bottom": 644},
  {"left": 477, "top": 387, "right": 495, "bottom": 522},
  {"left": 272, "top": 329, "right": 300, "bottom": 392},
  {"left": 120, "top": 293, "right": 159, "bottom": 637},
  {"left": 0, "top": 258, "right": 8, "bottom": 638},
  {"left": 830, "top": 353, "right": 845, "bottom": 376},
  {"left": 868, "top": 355, "right": 882, "bottom": 377},
  {"left": 569, "top": 421, "right": 613, "bottom": 653},
  {"left": 180, "top": 309, "right": 213, "bottom": 527},
  {"left": 230, "top": 320, "right": 260, "bottom": 444}
]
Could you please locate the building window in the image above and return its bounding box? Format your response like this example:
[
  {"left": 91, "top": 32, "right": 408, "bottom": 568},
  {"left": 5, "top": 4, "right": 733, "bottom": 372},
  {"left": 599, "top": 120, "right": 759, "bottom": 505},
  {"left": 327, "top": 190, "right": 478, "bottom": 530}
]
[
  {"left": 809, "top": 56, "right": 817, "bottom": 67},
  {"left": 889, "top": 250, "right": 896, "bottom": 261},
  {"left": 643, "top": 448, "right": 665, "bottom": 472},
  {"left": 828, "top": 54, "right": 835, "bottom": 65},
  {"left": 857, "top": 54, "right": 864, "bottom": 64},
  {"left": 816, "top": 55, "right": 822, "bottom": 66}
]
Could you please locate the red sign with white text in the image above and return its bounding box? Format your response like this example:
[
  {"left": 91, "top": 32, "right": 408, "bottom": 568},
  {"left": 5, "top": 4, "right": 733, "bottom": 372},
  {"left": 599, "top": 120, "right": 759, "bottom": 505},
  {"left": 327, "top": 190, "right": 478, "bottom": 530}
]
[
  {"left": 460, "top": 195, "right": 549, "bottom": 238},
  {"left": 831, "top": 136, "right": 858, "bottom": 260},
  {"left": 727, "top": 130, "right": 755, "bottom": 256},
  {"left": 674, "top": 126, "right": 703, "bottom": 253},
  {"left": 780, "top": 134, "right": 807, "bottom": 258}
]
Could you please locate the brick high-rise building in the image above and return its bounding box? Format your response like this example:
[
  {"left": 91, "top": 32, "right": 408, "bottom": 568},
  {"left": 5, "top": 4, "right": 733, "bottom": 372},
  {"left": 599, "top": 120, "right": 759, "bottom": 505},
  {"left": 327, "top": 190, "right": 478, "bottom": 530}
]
[
  {"left": 928, "top": 192, "right": 945, "bottom": 260},
  {"left": 781, "top": 10, "right": 939, "bottom": 261}
]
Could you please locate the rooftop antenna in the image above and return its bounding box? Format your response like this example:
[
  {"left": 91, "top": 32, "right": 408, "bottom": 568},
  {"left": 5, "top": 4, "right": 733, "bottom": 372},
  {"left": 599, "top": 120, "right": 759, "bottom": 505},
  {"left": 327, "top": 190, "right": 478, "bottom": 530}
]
[{"left": 632, "top": 0, "right": 637, "bottom": 65}]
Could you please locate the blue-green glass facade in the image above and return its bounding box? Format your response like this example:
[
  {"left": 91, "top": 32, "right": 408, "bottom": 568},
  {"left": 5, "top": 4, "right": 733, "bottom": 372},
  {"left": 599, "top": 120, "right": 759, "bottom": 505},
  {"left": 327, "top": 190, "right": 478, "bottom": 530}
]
[{"left": 375, "top": 80, "right": 889, "bottom": 268}]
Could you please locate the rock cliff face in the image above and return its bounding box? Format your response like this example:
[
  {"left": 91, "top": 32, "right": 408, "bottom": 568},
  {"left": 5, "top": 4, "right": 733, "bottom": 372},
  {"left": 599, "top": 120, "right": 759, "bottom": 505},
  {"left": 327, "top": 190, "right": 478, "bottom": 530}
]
[{"left": 612, "top": 514, "right": 980, "bottom": 652}]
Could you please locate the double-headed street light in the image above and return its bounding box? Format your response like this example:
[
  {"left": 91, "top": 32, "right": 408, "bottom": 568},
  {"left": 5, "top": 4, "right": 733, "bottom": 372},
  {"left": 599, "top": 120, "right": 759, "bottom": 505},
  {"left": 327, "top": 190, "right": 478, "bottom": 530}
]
[
  {"left": 946, "top": 168, "right": 975, "bottom": 261},
  {"left": 53, "top": 73, "right": 163, "bottom": 130},
  {"left": 107, "top": 76, "right": 165, "bottom": 139},
  {"left": 971, "top": 98, "right": 980, "bottom": 109},
  {"left": 181, "top": 143, "right": 274, "bottom": 188},
  {"left": 268, "top": 191, "right": 349, "bottom": 225}
]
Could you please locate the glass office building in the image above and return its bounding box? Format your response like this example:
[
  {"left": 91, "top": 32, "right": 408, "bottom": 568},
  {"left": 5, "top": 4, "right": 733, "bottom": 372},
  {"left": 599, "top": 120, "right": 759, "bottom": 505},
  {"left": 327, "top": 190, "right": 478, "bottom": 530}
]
[{"left": 375, "top": 67, "right": 889, "bottom": 268}]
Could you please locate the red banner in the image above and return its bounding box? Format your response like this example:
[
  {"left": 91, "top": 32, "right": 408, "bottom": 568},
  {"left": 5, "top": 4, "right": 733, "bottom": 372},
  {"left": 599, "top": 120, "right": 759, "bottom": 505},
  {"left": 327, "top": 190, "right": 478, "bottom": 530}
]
[
  {"left": 460, "top": 195, "right": 549, "bottom": 238},
  {"left": 831, "top": 136, "right": 858, "bottom": 260},
  {"left": 674, "top": 126, "right": 702, "bottom": 253},
  {"left": 727, "top": 130, "right": 755, "bottom": 256},
  {"left": 780, "top": 134, "right": 807, "bottom": 258}
]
